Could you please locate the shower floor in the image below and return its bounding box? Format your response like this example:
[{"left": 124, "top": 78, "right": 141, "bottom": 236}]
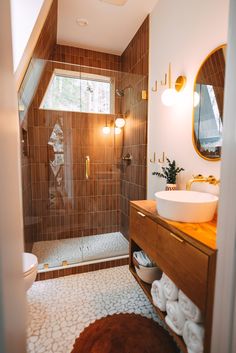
[{"left": 32, "top": 232, "right": 129, "bottom": 271}]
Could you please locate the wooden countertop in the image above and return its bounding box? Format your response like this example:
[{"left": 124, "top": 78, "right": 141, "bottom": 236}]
[{"left": 130, "top": 200, "right": 217, "bottom": 251}]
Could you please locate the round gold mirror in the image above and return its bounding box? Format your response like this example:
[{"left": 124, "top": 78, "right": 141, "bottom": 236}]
[{"left": 193, "top": 45, "right": 226, "bottom": 161}]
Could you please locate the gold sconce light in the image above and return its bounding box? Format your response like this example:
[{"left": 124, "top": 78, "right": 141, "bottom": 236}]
[
  {"left": 102, "top": 114, "right": 126, "bottom": 135},
  {"left": 115, "top": 116, "right": 126, "bottom": 128},
  {"left": 115, "top": 114, "right": 126, "bottom": 134},
  {"left": 102, "top": 125, "right": 111, "bottom": 135},
  {"left": 161, "top": 63, "right": 186, "bottom": 106},
  {"left": 152, "top": 63, "right": 187, "bottom": 107},
  {"left": 102, "top": 115, "right": 111, "bottom": 135}
]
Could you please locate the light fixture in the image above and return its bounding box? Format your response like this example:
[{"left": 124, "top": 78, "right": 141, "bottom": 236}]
[
  {"left": 161, "top": 63, "right": 186, "bottom": 106},
  {"left": 115, "top": 116, "right": 126, "bottom": 128},
  {"left": 76, "top": 18, "right": 89, "bottom": 27},
  {"left": 115, "top": 127, "right": 122, "bottom": 135},
  {"left": 193, "top": 92, "right": 200, "bottom": 107},
  {"left": 102, "top": 116, "right": 111, "bottom": 135},
  {"left": 102, "top": 126, "right": 111, "bottom": 135},
  {"left": 161, "top": 88, "right": 177, "bottom": 106}
]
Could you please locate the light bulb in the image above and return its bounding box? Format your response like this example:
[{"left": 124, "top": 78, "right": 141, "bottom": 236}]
[
  {"left": 193, "top": 92, "right": 200, "bottom": 107},
  {"left": 161, "top": 88, "right": 177, "bottom": 106},
  {"left": 115, "top": 117, "right": 126, "bottom": 128},
  {"left": 115, "top": 127, "right": 122, "bottom": 135},
  {"left": 102, "top": 126, "right": 110, "bottom": 135}
]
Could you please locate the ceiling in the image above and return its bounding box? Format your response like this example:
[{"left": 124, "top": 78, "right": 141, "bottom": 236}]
[{"left": 57, "top": 0, "right": 158, "bottom": 55}]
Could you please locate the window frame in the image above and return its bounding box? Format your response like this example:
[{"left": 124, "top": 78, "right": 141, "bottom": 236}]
[{"left": 40, "top": 68, "right": 115, "bottom": 114}]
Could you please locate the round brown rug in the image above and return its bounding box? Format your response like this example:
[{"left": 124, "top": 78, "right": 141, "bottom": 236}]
[{"left": 71, "top": 313, "right": 180, "bottom": 353}]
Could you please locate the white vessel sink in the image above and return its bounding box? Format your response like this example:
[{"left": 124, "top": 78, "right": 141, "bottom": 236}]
[{"left": 155, "top": 190, "right": 218, "bottom": 223}]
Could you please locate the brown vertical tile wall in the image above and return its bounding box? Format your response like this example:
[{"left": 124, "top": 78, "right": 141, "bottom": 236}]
[
  {"left": 52, "top": 45, "right": 121, "bottom": 71},
  {"left": 120, "top": 16, "right": 149, "bottom": 238},
  {"left": 20, "top": 0, "right": 58, "bottom": 250},
  {"left": 33, "top": 0, "right": 58, "bottom": 60}
]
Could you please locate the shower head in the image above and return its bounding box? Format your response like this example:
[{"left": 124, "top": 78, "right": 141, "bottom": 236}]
[
  {"left": 115, "top": 85, "right": 132, "bottom": 97},
  {"left": 115, "top": 88, "right": 125, "bottom": 97}
]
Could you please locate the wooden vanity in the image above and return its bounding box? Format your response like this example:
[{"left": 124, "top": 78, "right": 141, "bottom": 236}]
[{"left": 129, "top": 200, "right": 217, "bottom": 353}]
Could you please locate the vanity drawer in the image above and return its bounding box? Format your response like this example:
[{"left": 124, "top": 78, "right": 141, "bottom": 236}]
[
  {"left": 130, "top": 207, "right": 158, "bottom": 260},
  {"left": 155, "top": 225, "right": 208, "bottom": 312}
]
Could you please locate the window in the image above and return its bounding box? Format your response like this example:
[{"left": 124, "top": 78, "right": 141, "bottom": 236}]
[{"left": 40, "top": 69, "right": 114, "bottom": 114}]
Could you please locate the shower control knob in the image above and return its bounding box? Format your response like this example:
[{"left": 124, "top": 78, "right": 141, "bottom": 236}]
[{"left": 122, "top": 153, "right": 133, "bottom": 161}]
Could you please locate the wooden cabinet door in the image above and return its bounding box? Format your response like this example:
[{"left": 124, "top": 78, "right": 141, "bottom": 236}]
[
  {"left": 130, "top": 207, "right": 158, "bottom": 261},
  {"left": 155, "top": 225, "right": 208, "bottom": 312}
]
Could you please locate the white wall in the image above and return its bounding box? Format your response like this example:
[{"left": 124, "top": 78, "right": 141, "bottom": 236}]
[
  {"left": 148, "top": 0, "right": 229, "bottom": 199},
  {"left": 14, "top": 0, "right": 53, "bottom": 90},
  {"left": 11, "top": 0, "right": 44, "bottom": 71},
  {"left": 0, "top": 0, "right": 26, "bottom": 352},
  {"left": 211, "top": 0, "right": 236, "bottom": 350}
]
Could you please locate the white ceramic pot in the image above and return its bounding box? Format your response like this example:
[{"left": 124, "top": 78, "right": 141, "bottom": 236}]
[{"left": 165, "top": 183, "right": 176, "bottom": 191}]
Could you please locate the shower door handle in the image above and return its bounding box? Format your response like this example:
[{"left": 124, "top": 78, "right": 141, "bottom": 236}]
[{"left": 85, "top": 156, "right": 90, "bottom": 179}]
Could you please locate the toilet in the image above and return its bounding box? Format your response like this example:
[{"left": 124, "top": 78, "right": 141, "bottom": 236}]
[{"left": 23, "top": 252, "right": 38, "bottom": 291}]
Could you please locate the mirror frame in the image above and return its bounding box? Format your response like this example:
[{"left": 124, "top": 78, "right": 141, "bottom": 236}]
[{"left": 192, "top": 44, "right": 226, "bottom": 162}]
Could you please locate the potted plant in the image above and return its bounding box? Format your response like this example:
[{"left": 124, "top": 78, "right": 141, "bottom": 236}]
[{"left": 152, "top": 158, "right": 184, "bottom": 191}]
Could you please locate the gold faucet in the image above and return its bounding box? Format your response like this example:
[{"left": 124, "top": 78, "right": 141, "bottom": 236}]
[{"left": 186, "top": 174, "right": 220, "bottom": 191}]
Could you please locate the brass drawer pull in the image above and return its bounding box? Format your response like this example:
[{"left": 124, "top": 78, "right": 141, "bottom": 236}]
[
  {"left": 137, "top": 211, "right": 146, "bottom": 218},
  {"left": 170, "top": 232, "right": 184, "bottom": 243}
]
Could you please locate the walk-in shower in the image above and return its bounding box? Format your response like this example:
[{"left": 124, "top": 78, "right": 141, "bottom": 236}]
[{"left": 19, "top": 58, "right": 146, "bottom": 274}]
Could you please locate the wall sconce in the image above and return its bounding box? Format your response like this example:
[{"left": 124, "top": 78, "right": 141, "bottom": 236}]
[
  {"left": 161, "top": 63, "right": 186, "bottom": 106},
  {"left": 115, "top": 116, "right": 126, "bottom": 128},
  {"left": 102, "top": 125, "right": 111, "bottom": 135},
  {"left": 102, "top": 115, "right": 111, "bottom": 135},
  {"left": 103, "top": 115, "right": 126, "bottom": 135}
]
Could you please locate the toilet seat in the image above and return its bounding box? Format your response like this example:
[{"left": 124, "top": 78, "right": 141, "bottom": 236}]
[{"left": 23, "top": 252, "right": 38, "bottom": 277}]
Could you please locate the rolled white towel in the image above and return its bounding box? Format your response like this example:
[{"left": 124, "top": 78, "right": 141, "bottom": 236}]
[
  {"left": 165, "top": 315, "right": 182, "bottom": 336},
  {"left": 151, "top": 280, "right": 166, "bottom": 311},
  {"left": 179, "top": 290, "right": 203, "bottom": 323},
  {"left": 133, "top": 251, "right": 155, "bottom": 267},
  {"left": 161, "top": 273, "right": 178, "bottom": 300},
  {"left": 183, "top": 320, "right": 204, "bottom": 353},
  {"left": 165, "top": 300, "right": 186, "bottom": 335}
]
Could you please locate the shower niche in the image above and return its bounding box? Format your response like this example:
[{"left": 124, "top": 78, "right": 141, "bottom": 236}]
[{"left": 18, "top": 58, "right": 146, "bottom": 274}]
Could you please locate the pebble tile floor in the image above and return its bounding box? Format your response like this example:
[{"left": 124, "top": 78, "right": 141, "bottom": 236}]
[{"left": 27, "top": 265, "right": 164, "bottom": 353}]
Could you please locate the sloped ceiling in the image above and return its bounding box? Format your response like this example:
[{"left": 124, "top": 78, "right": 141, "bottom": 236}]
[
  {"left": 11, "top": 0, "right": 44, "bottom": 71},
  {"left": 57, "top": 0, "right": 158, "bottom": 54}
]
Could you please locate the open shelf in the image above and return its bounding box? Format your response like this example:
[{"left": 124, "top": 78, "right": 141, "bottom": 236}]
[{"left": 130, "top": 265, "right": 187, "bottom": 353}]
